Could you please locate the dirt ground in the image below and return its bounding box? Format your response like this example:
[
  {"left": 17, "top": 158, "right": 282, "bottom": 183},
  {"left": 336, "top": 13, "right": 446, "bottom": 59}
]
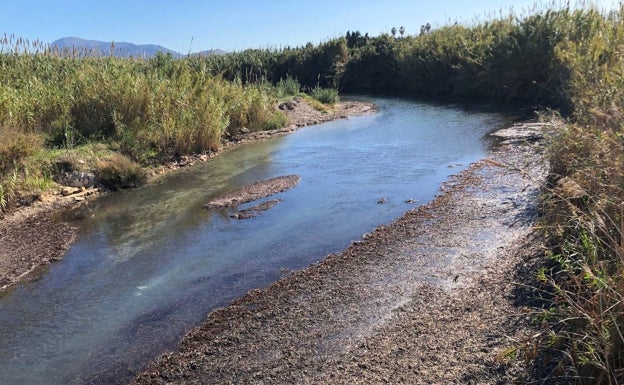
[
  {"left": 130, "top": 122, "right": 553, "bottom": 384},
  {"left": 0, "top": 188, "right": 100, "bottom": 291},
  {"left": 0, "top": 99, "right": 375, "bottom": 293}
]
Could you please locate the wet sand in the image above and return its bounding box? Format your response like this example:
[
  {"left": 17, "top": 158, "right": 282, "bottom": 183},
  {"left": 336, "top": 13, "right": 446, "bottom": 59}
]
[{"left": 203, "top": 175, "right": 300, "bottom": 209}]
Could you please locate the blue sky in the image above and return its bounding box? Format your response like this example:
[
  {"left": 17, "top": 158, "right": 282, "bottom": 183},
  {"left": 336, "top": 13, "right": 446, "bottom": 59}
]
[{"left": 1, "top": 0, "right": 620, "bottom": 53}]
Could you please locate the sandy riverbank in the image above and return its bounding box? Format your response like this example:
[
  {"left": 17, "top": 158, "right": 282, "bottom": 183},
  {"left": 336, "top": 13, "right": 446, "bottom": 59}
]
[
  {"left": 0, "top": 99, "right": 376, "bottom": 293},
  {"left": 130, "top": 121, "right": 553, "bottom": 384}
]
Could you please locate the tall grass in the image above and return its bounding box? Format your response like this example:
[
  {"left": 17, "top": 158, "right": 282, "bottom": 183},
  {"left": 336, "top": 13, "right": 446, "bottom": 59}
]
[
  {"left": 0, "top": 43, "right": 284, "bottom": 210},
  {"left": 310, "top": 86, "right": 339, "bottom": 105},
  {"left": 518, "top": 5, "right": 624, "bottom": 384}
]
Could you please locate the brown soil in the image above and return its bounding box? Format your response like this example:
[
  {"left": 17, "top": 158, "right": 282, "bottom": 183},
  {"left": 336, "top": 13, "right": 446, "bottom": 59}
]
[
  {"left": 278, "top": 98, "right": 376, "bottom": 128},
  {"left": 131, "top": 123, "right": 552, "bottom": 384},
  {"left": 0, "top": 99, "right": 374, "bottom": 293},
  {"left": 0, "top": 187, "right": 101, "bottom": 291}
]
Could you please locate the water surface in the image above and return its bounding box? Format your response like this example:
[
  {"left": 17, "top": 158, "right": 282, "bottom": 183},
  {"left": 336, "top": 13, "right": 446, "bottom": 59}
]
[{"left": 0, "top": 97, "right": 517, "bottom": 384}]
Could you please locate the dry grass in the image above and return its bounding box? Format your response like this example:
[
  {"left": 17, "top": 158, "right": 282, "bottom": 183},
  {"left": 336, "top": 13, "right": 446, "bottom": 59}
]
[{"left": 95, "top": 153, "right": 147, "bottom": 190}]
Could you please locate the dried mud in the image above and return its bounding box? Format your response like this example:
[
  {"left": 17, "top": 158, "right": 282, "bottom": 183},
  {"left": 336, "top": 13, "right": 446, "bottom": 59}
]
[{"left": 131, "top": 123, "right": 552, "bottom": 384}]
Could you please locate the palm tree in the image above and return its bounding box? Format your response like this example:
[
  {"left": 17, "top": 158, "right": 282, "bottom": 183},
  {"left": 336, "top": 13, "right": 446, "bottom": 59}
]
[
  {"left": 391, "top": 27, "right": 397, "bottom": 37},
  {"left": 399, "top": 26, "right": 405, "bottom": 37}
]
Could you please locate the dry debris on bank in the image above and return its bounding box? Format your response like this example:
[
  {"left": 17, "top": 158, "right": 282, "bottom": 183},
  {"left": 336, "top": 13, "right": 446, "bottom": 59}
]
[
  {"left": 278, "top": 98, "right": 376, "bottom": 128},
  {"left": 132, "top": 122, "right": 552, "bottom": 384}
]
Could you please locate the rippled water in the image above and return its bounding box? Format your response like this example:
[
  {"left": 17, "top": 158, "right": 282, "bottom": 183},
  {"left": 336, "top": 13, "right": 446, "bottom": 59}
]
[{"left": 0, "top": 97, "right": 518, "bottom": 384}]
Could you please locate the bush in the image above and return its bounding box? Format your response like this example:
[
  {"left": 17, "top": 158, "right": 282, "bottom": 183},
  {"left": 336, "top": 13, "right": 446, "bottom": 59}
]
[
  {"left": 0, "top": 126, "right": 44, "bottom": 173},
  {"left": 276, "top": 76, "right": 301, "bottom": 97},
  {"left": 264, "top": 112, "right": 288, "bottom": 130},
  {"left": 95, "top": 153, "right": 147, "bottom": 190},
  {"left": 310, "top": 86, "right": 339, "bottom": 104}
]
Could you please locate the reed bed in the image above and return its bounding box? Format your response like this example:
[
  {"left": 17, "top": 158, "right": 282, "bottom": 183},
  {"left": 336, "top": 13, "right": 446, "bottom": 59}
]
[{"left": 0, "top": 38, "right": 290, "bottom": 207}]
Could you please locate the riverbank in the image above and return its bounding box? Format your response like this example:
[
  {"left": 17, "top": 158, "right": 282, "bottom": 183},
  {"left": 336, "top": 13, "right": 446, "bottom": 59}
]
[
  {"left": 0, "top": 99, "right": 375, "bottom": 293},
  {"left": 131, "top": 121, "right": 551, "bottom": 384}
]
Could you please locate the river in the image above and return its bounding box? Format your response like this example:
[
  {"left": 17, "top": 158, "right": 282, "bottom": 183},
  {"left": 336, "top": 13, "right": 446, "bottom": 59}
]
[{"left": 0, "top": 97, "right": 519, "bottom": 385}]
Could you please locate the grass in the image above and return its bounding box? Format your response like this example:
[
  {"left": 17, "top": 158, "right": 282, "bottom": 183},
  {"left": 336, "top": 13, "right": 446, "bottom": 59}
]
[
  {"left": 264, "top": 112, "right": 289, "bottom": 130},
  {"left": 0, "top": 44, "right": 291, "bottom": 211},
  {"left": 521, "top": 6, "right": 624, "bottom": 383},
  {"left": 275, "top": 76, "right": 301, "bottom": 98}
]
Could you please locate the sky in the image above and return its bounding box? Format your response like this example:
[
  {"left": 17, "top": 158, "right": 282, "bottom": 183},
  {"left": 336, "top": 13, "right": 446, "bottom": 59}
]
[{"left": 1, "top": 0, "right": 620, "bottom": 53}]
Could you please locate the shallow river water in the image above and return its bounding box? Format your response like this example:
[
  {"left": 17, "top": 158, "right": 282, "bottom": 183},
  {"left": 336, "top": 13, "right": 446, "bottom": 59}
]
[{"left": 0, "top": 97, "right": 519, "bottom": 384}]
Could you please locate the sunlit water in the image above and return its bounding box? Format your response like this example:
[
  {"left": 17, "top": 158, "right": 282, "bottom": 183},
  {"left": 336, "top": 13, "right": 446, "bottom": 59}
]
[{"left": 0, "top": 97, "right": 518, "bottom": 384}]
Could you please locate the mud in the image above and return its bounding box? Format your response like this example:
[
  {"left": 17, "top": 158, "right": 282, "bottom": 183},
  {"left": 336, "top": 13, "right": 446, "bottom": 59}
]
[
  {"left": 231, "top": 199, "right": 283, "bottom": 220},
  {"left": 0, "top": 187, "right": 101, "bottom": 292}
]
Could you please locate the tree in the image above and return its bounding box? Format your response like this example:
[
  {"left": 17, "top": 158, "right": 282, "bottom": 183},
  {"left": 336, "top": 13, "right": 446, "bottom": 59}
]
[
  {"left": 399, "top": 26, "right": 405, "bottom": 37},
  {"left": 391, "top": 27, "right": 397, "bottom": 37},
  {"left": 420, "top": 23, "right": 431, "bottom": 36},
  {"left": 345, "top": 30, "right": 368, "bottom": 49}
]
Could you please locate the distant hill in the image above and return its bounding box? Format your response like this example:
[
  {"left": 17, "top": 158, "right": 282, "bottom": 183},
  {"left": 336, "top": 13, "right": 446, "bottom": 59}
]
[
  {"left": 193, "top": 49, "right": 227, "bottom": 57},
  {"left": 50, "top": 37, "right": 226, "bottom": 58}
]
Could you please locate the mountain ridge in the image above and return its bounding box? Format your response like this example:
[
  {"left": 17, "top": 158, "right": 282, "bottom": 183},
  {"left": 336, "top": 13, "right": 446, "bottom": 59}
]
[{"left": 51, "top": 37, "right": 226, "bottom": 58}]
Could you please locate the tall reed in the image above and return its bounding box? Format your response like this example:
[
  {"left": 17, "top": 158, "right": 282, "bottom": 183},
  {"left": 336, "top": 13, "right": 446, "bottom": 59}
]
[{"left": 0, "top": 42, "right": 281, "bottom": 210}]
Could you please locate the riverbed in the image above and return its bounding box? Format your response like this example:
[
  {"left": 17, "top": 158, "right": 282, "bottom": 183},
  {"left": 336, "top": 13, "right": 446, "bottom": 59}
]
[{"left": 0, "top": 96, "right": 521, "bottom": 384}]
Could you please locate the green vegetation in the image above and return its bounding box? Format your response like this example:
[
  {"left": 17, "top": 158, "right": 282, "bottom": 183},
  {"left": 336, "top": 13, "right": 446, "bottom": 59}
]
[
  {"left": 0, "top": 35, "right": 349, "bottom": 210},
  {"left": 310, "top": 86, "right": 339, "bottom": 105},
  {"left": 3, "top": 3, "right": 624, "bottom": 382},
  {"left": 0, "top": 39, "right": 300, "bottom": 209}
]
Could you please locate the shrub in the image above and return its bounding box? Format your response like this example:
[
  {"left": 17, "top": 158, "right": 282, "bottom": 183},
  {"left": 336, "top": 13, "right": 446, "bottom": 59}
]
[
  {"left": 310, "top": 86, "right": 339, "bottom": 105},
  {"left": 0, "top": 126, "right": 44, "bottom": 173},
  {"left": 264, "top": 112, "right": 288, "bottom": 130},
  {"left": 95, "top": 153, "right": 147, "bottom": 190},
  {"left": 276, "top": 76, "right": 301, "bottom": 97}
]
